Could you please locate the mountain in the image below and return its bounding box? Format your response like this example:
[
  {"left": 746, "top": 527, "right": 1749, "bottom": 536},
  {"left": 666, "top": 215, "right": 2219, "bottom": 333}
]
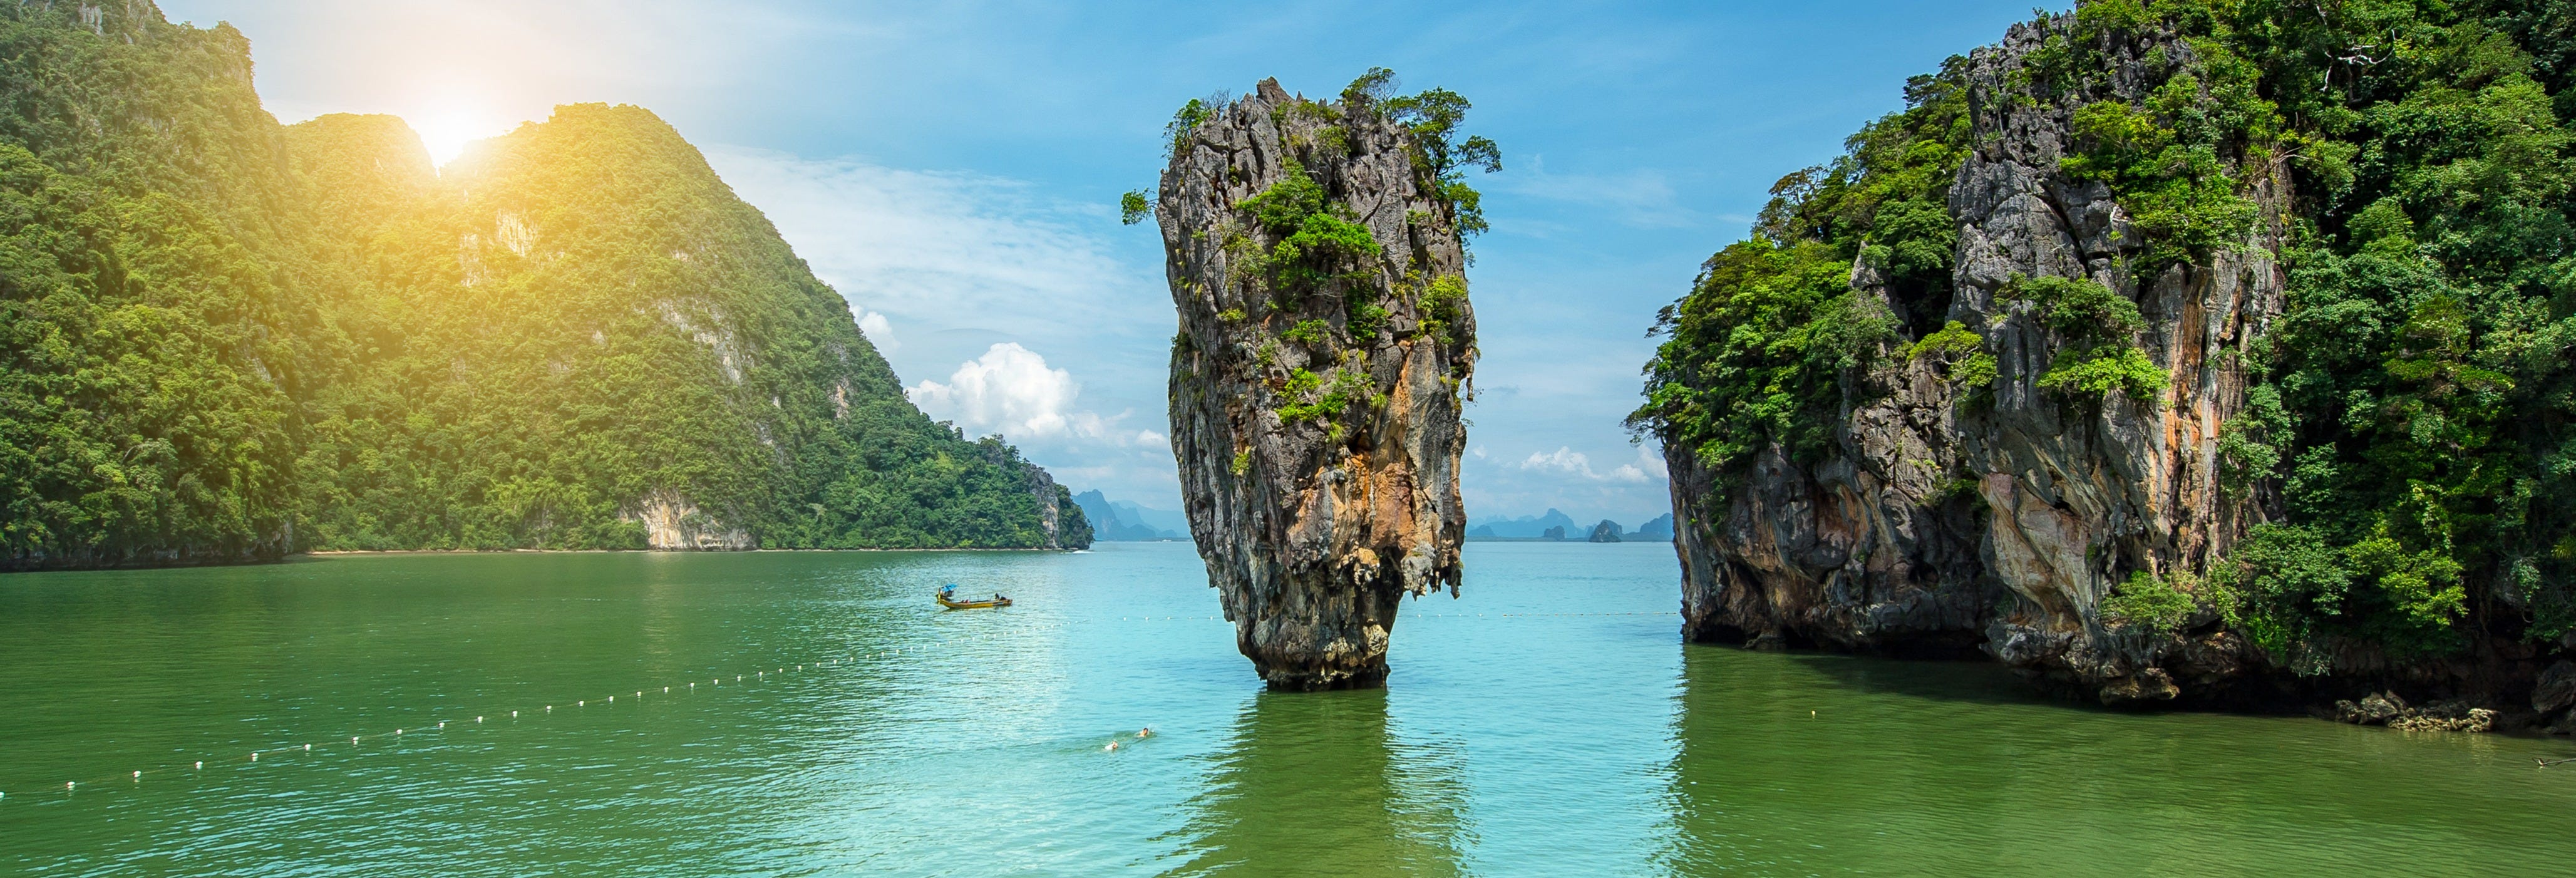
[
  {"left": 1466, "top": 509, "right": 1579, "bottom": 539},
  {"left": 1071, "top": 490, "right": 1186, "bottom": 540},
  {"left": 0, "top": 3, "right": 1086, "bottom": 569},
  {"left": 1631, "top": 514, "right": 1674, "bottom": 541},
  {"left": 1632, "top": 2, "right": 2574, "bottom": 726}
]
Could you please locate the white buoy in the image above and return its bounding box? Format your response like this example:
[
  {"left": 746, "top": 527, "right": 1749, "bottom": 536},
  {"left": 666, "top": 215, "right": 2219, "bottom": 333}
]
[
  {"left": 477, "top": 716, "right": 484, "bottom": 723},
  {"left": 396, "top": 728, "right": 403, "bottom": 735},
  {"left": 438, "top": 721, "right": 445, "bottom": 729},
  {"left": 66, "top": 781, "right": 75, "bottom": 789},
  {"left": 352, "top": 736, "right": 359, "bottom": 745},
  {"left": 304, "top": 743, "right": 311, "bottom": 751},
  {"left": 133, "top": 771, "right": 141, "bottom": 779},
  {"left": 195, "top": 762, "right": 202, "bottom": 770},
  {"left": 250, "top": 753, "right": 257, "bottom": 762},
  {"left": 512, "top": 711, "right": 518, "bottom": 718}
]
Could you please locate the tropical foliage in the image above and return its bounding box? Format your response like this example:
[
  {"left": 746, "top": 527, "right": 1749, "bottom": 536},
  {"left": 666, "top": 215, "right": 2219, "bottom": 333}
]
[{"left": 0, "top": 4, "right": 1084, "bottom": 567}]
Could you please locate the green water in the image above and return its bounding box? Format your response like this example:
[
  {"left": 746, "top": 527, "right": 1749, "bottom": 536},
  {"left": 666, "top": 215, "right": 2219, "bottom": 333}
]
[{"left": 3, "top": 542, "right": 2571, "bottom": 875}]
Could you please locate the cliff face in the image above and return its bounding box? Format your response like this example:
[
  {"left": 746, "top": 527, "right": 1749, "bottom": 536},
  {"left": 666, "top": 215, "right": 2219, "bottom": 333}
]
[
  {"left": 1655, "top": 3, "right": 2576, "bottom": 723},
  {"left": 1158, "top": 78, "right": 1476, "bottom": 689},
  {"left": 1669, "top": 19, "right": 2278, "bottom": 703}
]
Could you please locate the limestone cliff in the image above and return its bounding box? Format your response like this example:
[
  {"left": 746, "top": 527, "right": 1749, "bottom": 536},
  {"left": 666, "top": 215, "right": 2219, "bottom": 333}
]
[
  {"left": 1651, "top": 4, "right": 2576, "bottom": 724},
  {"left": 1157, "top": 78, "right": 1478, "bottom": 689},
  {"left": 1667, "top": 18, "right": 2278, "bottom": 703}
]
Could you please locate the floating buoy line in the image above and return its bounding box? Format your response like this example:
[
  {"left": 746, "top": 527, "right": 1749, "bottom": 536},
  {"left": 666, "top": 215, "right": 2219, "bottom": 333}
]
[
  {"left": 1, "top": 647, "right": 924, "bottom": 802},
  {"left": 4, "top": 609, "right": 1676, "bottom": 802}
]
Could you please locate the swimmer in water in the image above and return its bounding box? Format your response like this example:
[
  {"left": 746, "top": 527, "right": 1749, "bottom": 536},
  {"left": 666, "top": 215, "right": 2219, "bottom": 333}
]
[
  {"left": 1106, "top": 740, "right": 1120, "bottom": 751},
  {"left": 1138, "top": 727, "right": 1152, "bottom": 739}
]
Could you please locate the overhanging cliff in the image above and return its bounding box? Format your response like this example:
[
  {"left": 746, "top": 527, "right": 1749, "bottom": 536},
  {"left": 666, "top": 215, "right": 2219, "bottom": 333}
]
[{"left": 1153, "top": 75, "right": 1483, "bottom": 689}]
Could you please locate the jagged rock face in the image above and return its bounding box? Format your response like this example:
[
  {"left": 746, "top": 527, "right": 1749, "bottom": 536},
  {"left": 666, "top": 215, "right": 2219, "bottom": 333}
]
[
  {"left": 1158, "top": 78, "right": 1475, "bottom": 690},
  {"left": 1674, "top": 19, "right": 2282, "bottom": 703}
]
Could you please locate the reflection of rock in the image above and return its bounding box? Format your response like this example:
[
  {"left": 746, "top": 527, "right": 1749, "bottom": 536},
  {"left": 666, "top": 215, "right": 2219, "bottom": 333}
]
[
  {"left": 1176, "top": 691, "right": 1465, "bottom": 875},
  {"left": 1159, "top": 78, "right": 1475, "bottom": 689}
]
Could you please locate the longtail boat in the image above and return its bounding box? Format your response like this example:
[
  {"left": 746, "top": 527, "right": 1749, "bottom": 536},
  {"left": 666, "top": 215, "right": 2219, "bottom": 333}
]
[{"left": 936, "top": 584, "right": 1011, "bottom": 609}]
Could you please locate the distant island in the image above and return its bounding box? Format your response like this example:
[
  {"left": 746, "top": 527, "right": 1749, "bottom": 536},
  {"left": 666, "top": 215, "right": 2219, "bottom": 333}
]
[
  {"left": 1467, "top": 510, "right": 1672, "bottom": 542},
  {"left": 1069, "top": 490, "right": 1188, "bottom": 541}
]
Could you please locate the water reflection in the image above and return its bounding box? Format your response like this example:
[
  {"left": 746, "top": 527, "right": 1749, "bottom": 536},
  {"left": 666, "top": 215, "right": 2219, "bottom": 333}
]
[
  {"left": 1659, "top": 644, "right": 2576, "bottom": 875},
  {"left": 1167, "top": 689, "right": 1468, "bottom": 876}
]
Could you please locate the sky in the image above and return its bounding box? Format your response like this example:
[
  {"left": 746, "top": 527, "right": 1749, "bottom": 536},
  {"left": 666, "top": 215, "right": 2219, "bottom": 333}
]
[{"left": 161, "top": 0, "right": 2039, "bottom": 526}]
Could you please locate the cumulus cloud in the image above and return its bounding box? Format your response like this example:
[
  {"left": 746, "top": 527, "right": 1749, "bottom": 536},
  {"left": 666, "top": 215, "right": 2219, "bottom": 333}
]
[
  {"left": 855, "top": 311, "right": 898, "bottom": 356},
  {"left": 1518, "top": 445, "right": 1661, "bottom": 483},
  {"left": 907, "top": 343, "right": 1157, "bottom": 447}
]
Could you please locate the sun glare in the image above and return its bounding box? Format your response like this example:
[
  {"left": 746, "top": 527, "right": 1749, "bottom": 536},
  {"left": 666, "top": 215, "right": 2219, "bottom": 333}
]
[{"left": 410, "top": 109, "right": 505, "bottom": 169}]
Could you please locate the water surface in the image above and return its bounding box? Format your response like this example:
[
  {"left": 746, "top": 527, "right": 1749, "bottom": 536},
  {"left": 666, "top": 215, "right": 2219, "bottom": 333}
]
[{"left": 3, "top": 542, "right": 2570, "bottom": 875}]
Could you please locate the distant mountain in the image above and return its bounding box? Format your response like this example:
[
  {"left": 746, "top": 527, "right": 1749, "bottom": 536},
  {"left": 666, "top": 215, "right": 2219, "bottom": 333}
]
[
  {"left": 1466, "top": 509, "right": 1580, "bottom": 540},
  {"left": 1587, "top": 520, "right": 1623, "bottom": 543},
  {"left": 1071, "top": 490, "right": 1188, "bottom": 541},
  {"left": 1632, "top": 514, "right": 1674, "bottom": 540}
]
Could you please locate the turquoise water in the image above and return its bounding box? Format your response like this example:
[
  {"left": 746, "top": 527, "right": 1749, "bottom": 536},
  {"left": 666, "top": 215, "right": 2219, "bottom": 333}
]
[{"left": 3, "top": 542, "right": 2572, "bottom": 875}]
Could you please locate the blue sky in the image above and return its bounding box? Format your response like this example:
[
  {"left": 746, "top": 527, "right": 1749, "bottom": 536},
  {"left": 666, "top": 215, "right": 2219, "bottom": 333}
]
[{"left": 163, "top": 0, "right": 2038, "bottom": 525}]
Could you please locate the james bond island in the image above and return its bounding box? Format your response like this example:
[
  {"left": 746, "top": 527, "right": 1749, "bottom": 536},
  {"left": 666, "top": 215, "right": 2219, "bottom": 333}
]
[
  {"left": 1143, "top": 73, "right": 1487, "bottom": 689},
  {"left": 6, "top": 1, "right": 2576, "bottom": 875}
]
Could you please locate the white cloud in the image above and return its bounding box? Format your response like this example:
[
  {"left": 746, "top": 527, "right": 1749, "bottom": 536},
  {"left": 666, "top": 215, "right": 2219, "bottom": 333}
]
[
  {"left": 1519, "top": 445, "right": 1659, "bottom": 483},
  {"left": 908, "top": 343, "right": 1157, "bottom": 447},
  {"left": 856, "top": 311, "right": 899, "bottom": 356}
]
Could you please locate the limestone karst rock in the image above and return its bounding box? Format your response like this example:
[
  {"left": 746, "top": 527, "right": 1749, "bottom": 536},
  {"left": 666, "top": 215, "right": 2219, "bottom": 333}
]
[
  {"left": 1155, "top": 78, "right": 1478, "bottom": 689},
  {"left": 1652, "top": 15, "right": 2280, "bottom": 703}
]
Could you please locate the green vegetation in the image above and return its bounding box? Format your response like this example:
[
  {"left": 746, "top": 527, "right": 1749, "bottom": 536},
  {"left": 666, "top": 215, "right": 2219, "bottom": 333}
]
[
  {"left": 1642, "top": 0, "right": 2575, "bottom": 668},
  {"left": 1345, "top": 66, "right": 1503, "bottom": 239},
  {"left": 0, "top": 6, "right": 1085, "bottom": 566},
  {"left": 2105, "top": 571, "right": 2201, "bottom": 635},
  {"left": 1235, "top": 158, "right": 1383, "bottom": 290},
  {"left": 1632, "top": 55, "right": 1965, "bottom": 479},
  {"left": 1907, "top": 321, "right": 1998, "bottom": 388},
  {"left": 1998, "top": 275, "right": 2170, "bottom": 403}
]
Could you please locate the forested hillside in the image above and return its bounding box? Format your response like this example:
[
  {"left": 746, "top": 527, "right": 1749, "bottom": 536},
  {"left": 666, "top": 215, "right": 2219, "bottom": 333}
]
[
  {"left": 1635, "top": 0, "right": 2574, "bottom": 714},
  {"left": 0, "top": 3, "right": 1086, "bottom": 569}
]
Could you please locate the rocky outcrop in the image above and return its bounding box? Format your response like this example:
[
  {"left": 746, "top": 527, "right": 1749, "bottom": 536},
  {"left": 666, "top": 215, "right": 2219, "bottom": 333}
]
[
  {"left": 1671, "top": 16, "right": 2284, "bottom": 701},
  {"left": 624, "top": 490, "right": 755, "bottom": 550},
  {"left": 2333, "top": 691, "right": 2498, "bottom": 733},
  {"left": 1158, "top": 78, "right": 1476, "bottom": 689}
]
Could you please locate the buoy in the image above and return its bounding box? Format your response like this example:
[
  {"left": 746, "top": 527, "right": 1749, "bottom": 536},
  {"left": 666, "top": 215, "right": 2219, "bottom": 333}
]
[
  {"left": 304, "top": 743, "right": 311, "bottom": 751},
  {"left": 396, "top": 728, "right": 403, "bottom": 735},
  {"left": 438, "top": 721, "right": 446, "bottom": 729},
  {"left": 133, "top": 770, "right": 141, "bottom": 779},
  {"left": 352, "top": 736, "right": 359, "bottom": 745},
  {"left": 477, "top": 716, "right": 484, "bottom": 723},
  {"left": 512, "top": 711, "right": 518, "bottom": 718},
  {"left": 66, "top": 781, "right": 75, "bottom": 789},
  {"left": 250, "top": 753, "right": 257, "bottom": 762},
  {"left": 195, "top": 762, "right": 202, "bottom": 770}
]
